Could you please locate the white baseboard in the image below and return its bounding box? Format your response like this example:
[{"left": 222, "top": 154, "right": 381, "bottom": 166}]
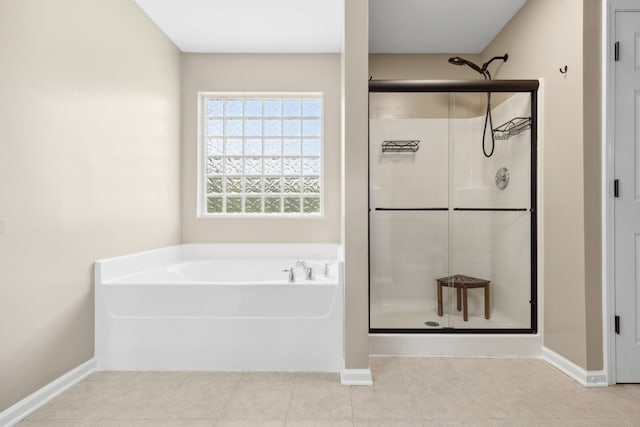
[
  {"left": 541, "top": 346, "right": 608, "bottom": 387},
  {"left": 0, "top": 358, "right": 96, "bottom": 427},
  {"left": 340, "top": 368, "right": 373, "bottom": 386}
]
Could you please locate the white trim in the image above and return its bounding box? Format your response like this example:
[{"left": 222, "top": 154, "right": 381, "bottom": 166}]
[
  {"left": 603, "top": 0, "right": 616, "bottom": 387},
  {"left": 340, "top": 368, "right": 373, "bottom": 386},
  {"left": 0, "top": 358, "right": 96, "bottom": 427},
  {"left": 603, "top": 0, "right": 640, "bottom": 387},
  {"left": 369, "top": 333, "right": 542, "bottom": 357},
  {"left": 536, "top": 77, "right": 545, "bottom": 341},
  {"left": 541, "top": 347, "right": 608, "bottom": 387}
]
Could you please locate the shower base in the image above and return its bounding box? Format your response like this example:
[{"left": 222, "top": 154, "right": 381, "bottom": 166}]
[
  {"left": 370, "top": 300, "right": 524, "bottom": 330},
  {"left": 369, "top": 301, "right": 540, "bottom": 357}
]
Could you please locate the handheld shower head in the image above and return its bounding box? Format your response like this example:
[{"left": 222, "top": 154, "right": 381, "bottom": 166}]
[
  {"left": 447, "top": 54, "right": 508, "bottom": 80},
  {"left": 447, "top": 53, "right": 509, "bottom": 158},
  {"left": 448, "top": 56, "right": 483, "bottom": 74}
]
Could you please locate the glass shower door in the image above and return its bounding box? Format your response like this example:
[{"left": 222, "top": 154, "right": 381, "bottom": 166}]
[
  {"left": 446, "top": 90, "right": 533, "bottom": 330},
  {"left": 368, "top": 85, "right": 536, "bottom": 332},
  {"left": 369, "top": 92, "right": 451, "bottom": 330}
]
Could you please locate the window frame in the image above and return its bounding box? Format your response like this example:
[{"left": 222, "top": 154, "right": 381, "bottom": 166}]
[{"left": 197, "top": 91, "right": 325, "bottom": 218}]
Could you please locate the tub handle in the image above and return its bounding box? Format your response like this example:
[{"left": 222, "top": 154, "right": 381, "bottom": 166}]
[
  {"left": 324, "top": 263, "right": 330, "bottom": 277},
  {"left": 283, "top": 267, "right": 295, "bottom": 283}
]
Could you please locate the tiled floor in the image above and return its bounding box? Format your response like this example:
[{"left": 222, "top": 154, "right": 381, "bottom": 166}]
[{"left": 17, "top": 357, "right": 640, "bottom": 426}]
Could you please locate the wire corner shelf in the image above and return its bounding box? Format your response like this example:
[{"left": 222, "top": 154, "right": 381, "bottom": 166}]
[
  {"left": 381, "top": 140, "right": 420, "bottom": 153},
  {"left": 492, "top": 117, "right": 531, "bottom": 140}
]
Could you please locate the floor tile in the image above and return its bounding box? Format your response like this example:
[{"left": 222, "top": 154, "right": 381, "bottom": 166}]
[
  {"left": 287, "top": 420, "right": 354, "bottom": 427},
  {"left": 559, "top": 420, "right": 629, "bottom": 426},
  {"left": 222, "top": 380, "right": 293, "bottom": 420},
  {"left": 155, "top": 380, "right": 237, "bottom": 419},
  {"left": 116, "top": 421, "right": 216, "bottom": 427},
  {"left": 16, "top": 357, "right": 640, "bottom": 427},
  {"left": 133, "top": 371, "right": 191, "bottom": 382},
  {"left": 542, "top": 389, "right": 624, "bottom": 420},
  {"left": 87, "top": 381, "right": 182, "bottom": 419},
  {"left": 400, "top": 357, "right": 451, "bottom": 385},
  {"left": 470, "top": 388, "right": 555, "bottom": 420},
  {"left": 625, "top": 418, "right": 640, "bottom": 427},
  {"left": 215, "top": 419, "right": 285, "bottom": 427},
  {"left": 288, "top": 376, "right": 352, "bottom": 420},
  {"left": 489, "top": 420, "right": 561, "bottom": 426},
  {"left": 26, "top": 383, "right": 116, "bottom": 421},
  {"left": 422, "top": 421, "right": 492, "bottom": 427},
  {"left": 351, "top": 381, "right": 421, "bottom": 421},
  {"left": 75, "top": 421, "right": 122, "bottom": 427},
  {"left": 355, "top": 420, "right": 424, "bottom": 426},
  {"left": 17, "top": 421, "right": 79, "bottom": 427},
  {"left": 241, "top": 372, "right": 295, "bottom": 383},
  {"left": 369, "top": 357, "right": 406, "bottom": 384},
  {"left": 84, "top": 371, "right": 139, "bottom": 382},
  {"left": 184, "top": 371, "right": 245, "bottom": 383}
]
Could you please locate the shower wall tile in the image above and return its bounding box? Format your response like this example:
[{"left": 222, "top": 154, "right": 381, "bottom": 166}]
[
  {"left": 370, "top": 119, "right": 449, "bottom": 209},
  {"left": 453, "top": 92, "right": 532, "bottom": 210}
]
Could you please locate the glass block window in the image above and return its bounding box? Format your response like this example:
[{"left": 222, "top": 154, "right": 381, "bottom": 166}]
[{"left": 199, "top": 93, "right": 323, "bottom": 216}]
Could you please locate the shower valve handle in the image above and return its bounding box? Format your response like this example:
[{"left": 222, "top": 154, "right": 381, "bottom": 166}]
[{"left": 283, "top": 267, "right": 295, "bottom": 283}]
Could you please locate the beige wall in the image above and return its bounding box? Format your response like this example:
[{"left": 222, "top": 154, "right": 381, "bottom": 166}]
[
  {"left": 369, "top": 54, "right": 484, "bottom": 80},
  {"left": 0, "top": 0, "right": 181, "bottom": 411},
  {"left": 342, "top": 0, "right": 370, "bottom": 369},
  {"left": 582, "top": 0, "right": 603, "bottom": 372},
  {"left": 181, "top": 54, "right": 341, "bottom": 243},
  {"left": 483, "top": 0, "right": 602, "bottom": 370},
  {"left": 369, "top": 54, "right": 485, "bottom": 119}
]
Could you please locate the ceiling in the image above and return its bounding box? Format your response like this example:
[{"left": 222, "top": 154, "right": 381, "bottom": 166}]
[
  {"left": 134, "top": 0, "right": 526, "bottom": 54},
  {"left": 133, "top": 0, "right": 344, "bottom": 53},
  {"left": 369, "top": 0, "right": 527, "bottom": 54}
]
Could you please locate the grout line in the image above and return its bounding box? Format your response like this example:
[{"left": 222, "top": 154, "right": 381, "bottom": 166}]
[
  {"left": 400, "top": 357, "right": 428, "bottom": 423},
  {"left": 348, "top": 381, "right": 355, "bottom": 427},
  {"left": 283, "top": 373, "right": 298, "bottom": 426},
  {"left": 216, "top": 373, "right": 243, "bottom": 421}
]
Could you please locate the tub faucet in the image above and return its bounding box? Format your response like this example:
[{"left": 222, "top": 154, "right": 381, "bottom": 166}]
[
  {"left": 283, "top": 267, "right": 295, "bottom": 283},
  {"left": 296, "top": 260, "right": 313, "bottom": 280}
]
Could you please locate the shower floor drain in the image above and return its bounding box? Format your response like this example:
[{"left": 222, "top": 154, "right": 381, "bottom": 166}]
[{"left": 424, "top": 321, "right": 440, "bottom": 327}]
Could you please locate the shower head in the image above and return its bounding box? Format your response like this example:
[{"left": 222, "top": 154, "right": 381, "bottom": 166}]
[
  {"left": 448, "top": 54, "right": 509, "bottom": 80},
  {"left": 448, "top": 56, "right": 483, "bottom": 74}
]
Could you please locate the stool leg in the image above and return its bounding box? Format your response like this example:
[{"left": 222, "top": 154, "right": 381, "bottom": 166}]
[
  {"left": 456, "top": 287, "right": 462, "bottom": 311},
  {"left": 462, "top": 286, "right": 468, "bottom": 321},
  {"left": 437, "top": 283, "right": 443, "bottom": 317},
  {"left": 484, "top": 284, "right": 491, "bottom": 319}
]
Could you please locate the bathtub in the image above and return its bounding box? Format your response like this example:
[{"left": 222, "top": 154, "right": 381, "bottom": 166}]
[{"left": 95, "top": 244, "right": 343, "bottom": 372}]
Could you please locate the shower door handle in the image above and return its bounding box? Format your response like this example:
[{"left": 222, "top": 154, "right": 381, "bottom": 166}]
[{"left": 614, "top": 179, "right": 620, "bottom": 198}]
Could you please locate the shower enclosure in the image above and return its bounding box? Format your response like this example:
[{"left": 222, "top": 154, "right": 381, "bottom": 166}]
[{"left": 369, "top": 80, "right": 538, "bottom": 333}]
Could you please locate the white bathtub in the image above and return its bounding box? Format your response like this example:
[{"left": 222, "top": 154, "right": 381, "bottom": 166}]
[{"left": 95, "top": 244, "right": 343, "bottom": 372}]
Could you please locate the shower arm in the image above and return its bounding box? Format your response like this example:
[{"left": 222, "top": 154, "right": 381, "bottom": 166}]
[{"left": 479, "top": 54, "right": 509, "bottom": 78}]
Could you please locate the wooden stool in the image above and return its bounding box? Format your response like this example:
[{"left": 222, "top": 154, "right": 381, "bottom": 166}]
[{"left": 436, "top": 275, "right": 491, "bottom": 321}]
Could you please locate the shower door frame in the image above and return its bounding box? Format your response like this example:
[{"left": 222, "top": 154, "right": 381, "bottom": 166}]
[{"left": 368, "top": 79, "right": 539, "bottom": 334}]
